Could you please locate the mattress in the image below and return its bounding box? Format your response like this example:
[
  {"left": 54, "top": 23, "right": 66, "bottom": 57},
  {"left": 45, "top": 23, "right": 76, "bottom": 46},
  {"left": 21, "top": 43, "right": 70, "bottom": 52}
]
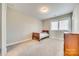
[{"left": 40, "top": 32, "right": 49, "bottom": 39}]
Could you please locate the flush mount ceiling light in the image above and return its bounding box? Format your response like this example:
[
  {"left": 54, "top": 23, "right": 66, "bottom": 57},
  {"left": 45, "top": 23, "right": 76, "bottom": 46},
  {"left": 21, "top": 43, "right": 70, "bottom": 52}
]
[{"left": 40, "top": 6, "right": 49, "bottom": 13}]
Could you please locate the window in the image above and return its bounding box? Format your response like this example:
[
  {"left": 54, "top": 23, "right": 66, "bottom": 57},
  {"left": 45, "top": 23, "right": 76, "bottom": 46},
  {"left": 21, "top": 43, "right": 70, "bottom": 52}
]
[
  {"left": 51, "top": 21, "right": 58, "bottom": 30},
  {"left": 51, "top": 20, "right": 70, "bottom": 31},
  {"left": 50, "top": 14, "right": 72, "bottom": 32},
  {"left": 59, "top": 20, "right": 69, "bottom": 30}
]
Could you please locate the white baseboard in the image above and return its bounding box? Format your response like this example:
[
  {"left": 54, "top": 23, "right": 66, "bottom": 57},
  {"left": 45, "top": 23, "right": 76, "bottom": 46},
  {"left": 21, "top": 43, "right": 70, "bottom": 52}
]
[{"left": 7, "top": 38, "right": 32, "bottom": 47}]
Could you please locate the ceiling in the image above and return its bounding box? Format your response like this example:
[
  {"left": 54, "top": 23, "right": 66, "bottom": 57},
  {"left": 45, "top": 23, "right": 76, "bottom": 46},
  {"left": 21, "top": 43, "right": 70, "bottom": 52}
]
[{"left": 7, "top": 3, "right": 76, "bottom": 20}]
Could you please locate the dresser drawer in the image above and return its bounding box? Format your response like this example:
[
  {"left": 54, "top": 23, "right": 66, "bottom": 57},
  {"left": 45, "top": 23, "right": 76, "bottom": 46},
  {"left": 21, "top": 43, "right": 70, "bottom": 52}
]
[{"left": 64, "top": 33, "right": 79, "bottom": 56}]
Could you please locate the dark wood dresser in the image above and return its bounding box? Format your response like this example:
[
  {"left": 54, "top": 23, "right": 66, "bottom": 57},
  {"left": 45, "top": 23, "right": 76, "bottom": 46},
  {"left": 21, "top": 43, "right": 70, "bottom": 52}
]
[{"left": 64, "top": 33, "right": 79, "bottom": 56}]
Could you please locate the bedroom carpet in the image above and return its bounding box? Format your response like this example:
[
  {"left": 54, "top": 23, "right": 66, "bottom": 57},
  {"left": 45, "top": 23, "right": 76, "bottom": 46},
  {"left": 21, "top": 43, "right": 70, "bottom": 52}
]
[{"left": 7, "top": 38, "right": 64, "bottom": 56}]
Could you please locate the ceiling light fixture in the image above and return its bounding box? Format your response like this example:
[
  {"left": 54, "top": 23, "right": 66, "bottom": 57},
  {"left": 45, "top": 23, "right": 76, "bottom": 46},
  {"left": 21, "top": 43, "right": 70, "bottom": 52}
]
[{"left": 40, "top": 6, "right": 48, "bottom": 13}]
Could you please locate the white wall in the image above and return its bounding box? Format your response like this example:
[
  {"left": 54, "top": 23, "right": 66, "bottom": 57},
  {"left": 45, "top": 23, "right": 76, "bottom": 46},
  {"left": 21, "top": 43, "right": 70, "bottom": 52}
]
[
  {"left": 6, "top": 7, "right": 42, "bottom": 44},
  {"left": 42, "top": 20, "right": 50, "bottom": 30},
  {"left": 0, "top": 4, "right": 2, "bottom": 48},
  {"left": 72, "top": 4, "right": 79, "bottom": 33}
]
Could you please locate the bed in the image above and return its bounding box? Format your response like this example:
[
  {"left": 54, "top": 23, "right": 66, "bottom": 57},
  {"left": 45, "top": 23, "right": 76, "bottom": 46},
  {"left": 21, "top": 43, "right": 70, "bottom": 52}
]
[{"left": 32, "top": 30, "right": 49, "bottom": 41}]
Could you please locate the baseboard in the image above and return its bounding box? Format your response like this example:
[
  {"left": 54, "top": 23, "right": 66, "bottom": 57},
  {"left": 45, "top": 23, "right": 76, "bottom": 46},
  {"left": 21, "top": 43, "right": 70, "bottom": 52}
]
[{"left": 7, "top": 38, "right": 32, "bottom": 47}]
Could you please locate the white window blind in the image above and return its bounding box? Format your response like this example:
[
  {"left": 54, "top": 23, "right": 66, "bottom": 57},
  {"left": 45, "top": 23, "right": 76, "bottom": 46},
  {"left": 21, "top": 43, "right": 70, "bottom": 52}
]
[
  {"left": 51, "top": 20, "right": 69, "bottom": 31},
  {"left": 59, "top": 20, "right": 69, "bottom": 30},
  {"left": 51, "top": 21, "right": 58, "bottom": 30}
]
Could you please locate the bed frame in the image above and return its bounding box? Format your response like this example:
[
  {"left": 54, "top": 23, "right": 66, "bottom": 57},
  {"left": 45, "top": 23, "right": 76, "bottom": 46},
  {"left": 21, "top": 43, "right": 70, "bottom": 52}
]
[{"left": 32, "top": 30, "right": 49, "bottom": 41}]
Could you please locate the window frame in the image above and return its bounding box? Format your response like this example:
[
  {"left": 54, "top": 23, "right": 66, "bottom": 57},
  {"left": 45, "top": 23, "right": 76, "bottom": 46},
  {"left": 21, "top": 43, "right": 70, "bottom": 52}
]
[{"left": 50, "top": 18, "right": 71, "bottom": 32}]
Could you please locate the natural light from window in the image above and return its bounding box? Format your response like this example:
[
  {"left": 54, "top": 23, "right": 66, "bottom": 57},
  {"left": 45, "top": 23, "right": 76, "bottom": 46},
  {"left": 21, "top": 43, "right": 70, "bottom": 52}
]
[
  {"left": 51, "top": 20, "right": 69, "bottom": 31},
  {"left": 59, "top": 20, "right": 69, "bottom": 30},
  {"left": 51, "top": 21, "right": 58, "bottom": 30}
]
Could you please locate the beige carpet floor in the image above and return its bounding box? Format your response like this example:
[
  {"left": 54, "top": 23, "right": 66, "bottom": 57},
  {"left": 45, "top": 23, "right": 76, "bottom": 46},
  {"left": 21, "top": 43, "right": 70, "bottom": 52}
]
[{"left": 7, "top": 38, "right": 64, "bottom": 56}]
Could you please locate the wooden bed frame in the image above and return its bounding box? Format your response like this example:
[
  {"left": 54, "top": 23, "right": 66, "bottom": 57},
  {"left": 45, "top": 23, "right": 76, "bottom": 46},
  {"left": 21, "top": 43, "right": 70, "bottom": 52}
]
[{"left": 32, "top": 30, "right": 49, "bottom": 41}]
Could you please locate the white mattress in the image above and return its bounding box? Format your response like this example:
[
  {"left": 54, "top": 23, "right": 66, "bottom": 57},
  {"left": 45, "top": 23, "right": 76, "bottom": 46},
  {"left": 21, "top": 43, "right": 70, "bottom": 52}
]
[{"left": 40, "top": 32, "right": 49, "bottom": 39}]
